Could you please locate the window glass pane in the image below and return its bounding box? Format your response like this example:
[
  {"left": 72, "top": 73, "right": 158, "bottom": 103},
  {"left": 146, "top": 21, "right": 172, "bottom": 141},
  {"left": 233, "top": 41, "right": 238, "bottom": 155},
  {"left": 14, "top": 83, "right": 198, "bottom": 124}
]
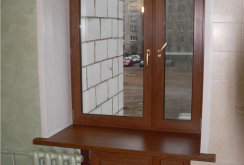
[
  {"left": 123, "top": 0, "right": 144, "bottom": 117},
  {"left": 80, "top": 0, "right": 144, "bottom": 117},
  {"left": 164, "top": 0, "right": 194, "bottom": 120}
]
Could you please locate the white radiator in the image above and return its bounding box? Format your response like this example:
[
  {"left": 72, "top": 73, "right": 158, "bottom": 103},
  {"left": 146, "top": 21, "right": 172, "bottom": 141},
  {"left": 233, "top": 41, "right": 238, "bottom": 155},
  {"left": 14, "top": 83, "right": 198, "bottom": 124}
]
[
  {"left": 1, "top": 150, "right": 84, "bottom": 165},
  {"left": 33, "top": 151, "right": 83, "bottom": 165}
]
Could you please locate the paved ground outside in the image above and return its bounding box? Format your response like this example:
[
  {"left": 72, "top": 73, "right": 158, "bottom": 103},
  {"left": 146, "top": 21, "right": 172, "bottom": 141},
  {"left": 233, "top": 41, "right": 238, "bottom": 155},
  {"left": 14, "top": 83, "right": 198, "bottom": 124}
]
[
  {"left": 123, "top": 63, "right": 192, "bottom": 119},
  {"left": 123, "top": 63, "right": 144, "bottom": 117}
]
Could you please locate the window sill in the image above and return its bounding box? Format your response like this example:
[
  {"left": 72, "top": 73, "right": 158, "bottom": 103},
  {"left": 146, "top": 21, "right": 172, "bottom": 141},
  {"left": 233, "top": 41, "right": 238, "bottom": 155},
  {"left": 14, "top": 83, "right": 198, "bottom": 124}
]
[{"left": 33, "top": 125, "right": 215, "bottom": 162}]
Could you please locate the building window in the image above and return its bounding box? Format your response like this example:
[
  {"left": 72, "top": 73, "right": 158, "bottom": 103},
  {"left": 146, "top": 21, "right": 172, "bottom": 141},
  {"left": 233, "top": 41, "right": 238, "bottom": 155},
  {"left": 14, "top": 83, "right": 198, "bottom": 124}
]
[
  {"left": 130, "top": 35, "right": 137, "bottom": 41},
  {"left": 177, "top": 4, "right": 185, "bottom": 12},
  {"left": 167, "top": 24, "right": 172, "bottom": 31},
  {"left": 130, "top": 6, "right": 138, "bottom": 12},
  {"left": 130, "top": 15, "right": 137, "bottom": 22},
  {"left": 168, "top": 15, "right": 173, "bottom": 21},
  {"left": 177, "top": 14, "right": 185, "bottom": 21},
  {"left": 177, "top": 32, "right": 185, "bottom": 42},
  {"left": 130, "top": 45, "right": 137, "bottom": 51},
  {"left": 177, "top": 24, "right": 185, "bottom": 31},
  {"left": 130, "top": 25, "right": 137, "bottom": 32}
]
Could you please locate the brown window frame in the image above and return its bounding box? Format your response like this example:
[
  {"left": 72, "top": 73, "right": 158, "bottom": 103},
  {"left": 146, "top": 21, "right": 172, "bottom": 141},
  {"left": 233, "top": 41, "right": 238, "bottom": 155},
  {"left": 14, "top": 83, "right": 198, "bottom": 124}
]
[
  {"left": 70, "top": 0, "right": 204, "bottom": 133},
  {"left": 151, "top": 0, "right": 204, "bottom": 133}
]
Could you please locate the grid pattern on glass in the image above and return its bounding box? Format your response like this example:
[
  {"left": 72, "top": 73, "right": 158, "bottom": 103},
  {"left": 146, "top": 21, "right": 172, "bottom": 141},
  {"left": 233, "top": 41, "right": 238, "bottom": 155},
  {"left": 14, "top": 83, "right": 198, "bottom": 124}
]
[
  {"left": 80, "top": 0, "right": 144, "bottom": 117},
  {"left": 164, "top": 0, "right": 194, "bottom": 120},
  {"left": 80, "top": 0, "right": 124, "bottom": 116}
]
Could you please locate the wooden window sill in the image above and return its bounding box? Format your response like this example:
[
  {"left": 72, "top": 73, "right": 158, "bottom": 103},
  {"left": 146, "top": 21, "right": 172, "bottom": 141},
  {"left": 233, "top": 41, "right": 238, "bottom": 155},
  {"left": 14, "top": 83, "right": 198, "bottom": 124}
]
[{"left": 33, "top": 125, "right": 215, "bottom": 162}]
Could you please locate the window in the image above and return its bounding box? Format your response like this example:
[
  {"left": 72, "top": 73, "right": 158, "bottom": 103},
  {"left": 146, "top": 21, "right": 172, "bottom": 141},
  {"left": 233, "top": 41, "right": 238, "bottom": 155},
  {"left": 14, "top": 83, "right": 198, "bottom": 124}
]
[
  {"left": 130, "top": 15, "right": 137, "bottom": 22},
  {"left": 130, "top": 25, "right": 137, "bottom": 32},
  {"left": 130, "top": 35, "right": 137, "bottom": 41},
  {"left": 33, "top": 2, "right": 215, "bottom": 165},
  {"left": 70, "top": 0, "right": 204, "bottom": 133},
  {"left": 177, "top": 4, "right": 186, "bottom": 12},
  {"left": 177, "top": 33, "right": 185, "bottom": 42},
  {"left": 177, "top": 24, "right": 185, "bottom": 31},
  {"left": 130, "top": 6, "right": 138, "bottom": 12},
  {"left": 130, "top": 45, "right": 137, "bottom": 51},
  {"left": 177, "top": 14, "right": 185, "bottom": 21},
  {"left": 167, "top": 24, "right": 172, "bottom": 31}
]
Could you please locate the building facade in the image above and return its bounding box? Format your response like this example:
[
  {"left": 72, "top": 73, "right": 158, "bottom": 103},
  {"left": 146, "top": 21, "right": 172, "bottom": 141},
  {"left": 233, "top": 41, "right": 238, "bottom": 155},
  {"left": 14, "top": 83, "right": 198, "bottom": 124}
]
[
  {"left": 123, "top": 0, "right": 144, "bottom": 56},
  {"left": 166, "top": 0, "right": 194, "bottom": 53}
]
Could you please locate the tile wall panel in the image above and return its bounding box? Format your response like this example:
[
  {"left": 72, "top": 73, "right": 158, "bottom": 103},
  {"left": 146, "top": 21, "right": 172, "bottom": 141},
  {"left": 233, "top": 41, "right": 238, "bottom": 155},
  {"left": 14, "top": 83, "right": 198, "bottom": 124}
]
[{"left": 203, "top": 0, "right": 244, "bottom": 164}]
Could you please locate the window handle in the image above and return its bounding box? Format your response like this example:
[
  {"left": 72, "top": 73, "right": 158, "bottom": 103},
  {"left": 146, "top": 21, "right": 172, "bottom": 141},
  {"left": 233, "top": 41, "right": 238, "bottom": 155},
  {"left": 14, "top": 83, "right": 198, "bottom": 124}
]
[
  {"left": 146, "top": 49, "right": 150, "bottom": 66},
  {"left": 157, "top": 42, "right": 167, "bottom": 57}
]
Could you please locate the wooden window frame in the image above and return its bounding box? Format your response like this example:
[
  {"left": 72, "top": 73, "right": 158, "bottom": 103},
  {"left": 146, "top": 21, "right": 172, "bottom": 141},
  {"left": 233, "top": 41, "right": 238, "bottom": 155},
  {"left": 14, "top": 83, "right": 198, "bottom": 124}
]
[
  {"left": 70, "top": 0, "right": 152, "bottom": 130},
  {"left": 152, "top": 0, "right": 204, "bottom": 133},
  {"left": 70, "top": 0, "right": 204, "bottom": 133}
]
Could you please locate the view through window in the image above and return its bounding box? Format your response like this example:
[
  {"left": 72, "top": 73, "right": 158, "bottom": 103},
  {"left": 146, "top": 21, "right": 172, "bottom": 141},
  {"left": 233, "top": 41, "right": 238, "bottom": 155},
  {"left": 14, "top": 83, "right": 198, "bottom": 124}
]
[
  {"left": 123, "top": 0, "right": 144, "bottom": 117},
  {"left": 80, "top": 0, "right": 194, "bottom": 120},
  {"left": 164, "top": 0, "right": 194, "bottom": 120}
]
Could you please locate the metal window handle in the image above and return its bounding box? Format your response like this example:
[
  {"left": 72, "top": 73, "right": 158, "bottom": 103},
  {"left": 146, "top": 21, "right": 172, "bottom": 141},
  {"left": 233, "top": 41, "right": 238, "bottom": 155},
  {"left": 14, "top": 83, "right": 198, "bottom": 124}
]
[
  {"left": 146, "top": 49, "right": 150, "bottom": 66},
  {"left": 157, "top": 42, "right": 168, "bottom": 53},
  {"left": 157, "top": 42, "right": 168, "bottom": 57}
]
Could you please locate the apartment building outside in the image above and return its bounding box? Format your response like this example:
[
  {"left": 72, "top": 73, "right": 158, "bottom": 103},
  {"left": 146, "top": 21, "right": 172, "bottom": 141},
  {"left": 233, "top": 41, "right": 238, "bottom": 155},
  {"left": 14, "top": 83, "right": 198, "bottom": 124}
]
[
  {"left": 123, "top": 0, "right": 194, "bottom": 70},
  {"left": 123, "top": 0, "right": 144, "bottom": 56}
]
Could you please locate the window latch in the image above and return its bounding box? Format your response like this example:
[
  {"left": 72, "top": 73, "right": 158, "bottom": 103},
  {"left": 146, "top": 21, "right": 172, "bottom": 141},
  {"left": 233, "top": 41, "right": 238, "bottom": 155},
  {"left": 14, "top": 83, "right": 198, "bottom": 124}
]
[
  {"left": 157, "top": 42, "right": 167, "bottom": 57},
  {"left": 146, "top": 49, "right": 150, "bottom": 66}
]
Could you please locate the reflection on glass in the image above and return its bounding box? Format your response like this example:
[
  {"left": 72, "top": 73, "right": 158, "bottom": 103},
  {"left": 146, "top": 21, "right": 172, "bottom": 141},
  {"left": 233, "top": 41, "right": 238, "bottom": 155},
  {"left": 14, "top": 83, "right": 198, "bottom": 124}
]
[
  {"left": 80, "top": 0, "right": 144, "bottom": 117},
  {"left": 164, "top": 0, "right": 194, "bottom": 120}
]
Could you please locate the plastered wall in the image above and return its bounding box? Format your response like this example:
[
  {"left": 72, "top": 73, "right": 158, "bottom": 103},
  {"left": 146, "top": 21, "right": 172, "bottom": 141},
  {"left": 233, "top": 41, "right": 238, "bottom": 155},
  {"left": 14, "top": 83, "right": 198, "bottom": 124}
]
[
  {"left": 1, "top": 0, "right": 75, "bottom": 164},
  {"left": 1, "top": 0, "right": 41, "bottom": 163}
]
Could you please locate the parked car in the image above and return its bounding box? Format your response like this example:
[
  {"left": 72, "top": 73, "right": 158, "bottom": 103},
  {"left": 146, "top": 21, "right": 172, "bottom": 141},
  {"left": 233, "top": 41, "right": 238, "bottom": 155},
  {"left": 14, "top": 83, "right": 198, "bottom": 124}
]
[
  {"left": 139, "top": 60, "right": 144, "bottom": 67},
  {"left": 131, "top": 55, "right": 141, "bottom": 63},
  {"left": 123, "top": 57, "right": 134, "bottom": 67}
]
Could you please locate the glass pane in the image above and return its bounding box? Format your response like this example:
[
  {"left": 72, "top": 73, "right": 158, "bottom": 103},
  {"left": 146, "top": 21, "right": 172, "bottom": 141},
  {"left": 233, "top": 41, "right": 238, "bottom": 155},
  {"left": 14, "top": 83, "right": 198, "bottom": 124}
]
[
  {"left": 80, "top": 0, "right": 144, "bottom": 117},
  {"left": 164, "top": 0, "right": 194, "bottom": 120},
  {"left": 123, "top": 0, "right": 144, "bottom": 117}
]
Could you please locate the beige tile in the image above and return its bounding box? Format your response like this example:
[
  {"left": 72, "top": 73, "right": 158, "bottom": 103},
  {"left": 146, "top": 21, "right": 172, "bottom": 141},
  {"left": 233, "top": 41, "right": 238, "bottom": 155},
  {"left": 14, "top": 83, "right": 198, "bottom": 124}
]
[
  {"left": 240, "top": 24, "right": 243, "bottom": 79},
  {"left": 211, "top": 80, "right": 244, "bottom": 110},
  {"left": 243, "top": 0, "right": 244, "bottom": 22},
  {"left": 209, "top": 133, "right": 244, "bottom": 163},
  {"left": 242, "top": 23, "right": 244, "bottom": 48},
  {"left": 239, "top": 52, "right": 244, "bottom": 80},
  {"left": 210, "top": 105, "right": 244, "bottom": 137},
  {"left": 214, "top": 160, "right": 244, "bottom": 165},
  {"left": 213, "top": 23, "right": 242, "bottom": 52},
  {"left": 212, "top": 52, "right": 241, "bottom": 80},
  {"left": 242, "top": 24, "right": 244, "bottom": 52},
  {"left": 213, "top": 0, "right": 243, "bottom": 22},
  {"left": 210, "top": 80, "right": 244, "bottom": 136},
  {"left": 191, "top": 161, "right": 214, "bottom": 165}
]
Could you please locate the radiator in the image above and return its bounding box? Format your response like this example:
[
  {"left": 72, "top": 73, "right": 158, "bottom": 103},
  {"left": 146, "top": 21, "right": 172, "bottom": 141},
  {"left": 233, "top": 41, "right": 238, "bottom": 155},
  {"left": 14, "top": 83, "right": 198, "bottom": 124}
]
[
  {"left": 1, "top": 150, "right": 84, "bottom": 165},
  {"left": 33, "top": 151, "right": 83, "bottom": 165}
]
